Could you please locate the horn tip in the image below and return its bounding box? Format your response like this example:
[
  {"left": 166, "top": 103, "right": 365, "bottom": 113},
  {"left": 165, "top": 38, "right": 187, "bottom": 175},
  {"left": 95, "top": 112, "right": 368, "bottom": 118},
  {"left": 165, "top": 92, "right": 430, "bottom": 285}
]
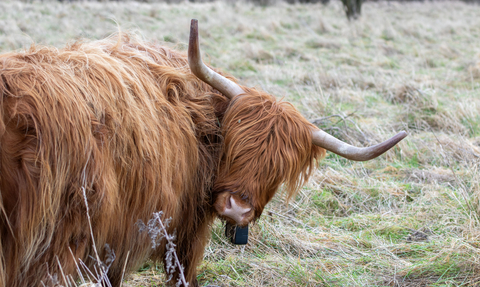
[
  {"left": 190, "top": 19, "right": 198, "bottom": 35},
  {"left": 397, "top": 130, "right": 408, "bottom": 140},
  {"left": 189, "top": 19, "right": 200, "bottom": 61}
]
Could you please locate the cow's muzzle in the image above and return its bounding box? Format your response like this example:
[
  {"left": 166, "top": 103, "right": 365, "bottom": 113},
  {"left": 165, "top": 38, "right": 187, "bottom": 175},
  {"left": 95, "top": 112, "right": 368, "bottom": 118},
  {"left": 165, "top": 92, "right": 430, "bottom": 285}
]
[{"left": 214, "top": 192, "right": 254, "bottom": 226}]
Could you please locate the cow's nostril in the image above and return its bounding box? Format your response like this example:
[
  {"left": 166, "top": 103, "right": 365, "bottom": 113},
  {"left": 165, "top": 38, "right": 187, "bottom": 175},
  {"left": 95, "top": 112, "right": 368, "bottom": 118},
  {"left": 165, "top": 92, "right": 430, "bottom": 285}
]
[
  {"left": 225, "top": 195, "right": 232, "bottom": 209},
  {"left": 241, "top": 209, "right": 252, "bottom": 219}
]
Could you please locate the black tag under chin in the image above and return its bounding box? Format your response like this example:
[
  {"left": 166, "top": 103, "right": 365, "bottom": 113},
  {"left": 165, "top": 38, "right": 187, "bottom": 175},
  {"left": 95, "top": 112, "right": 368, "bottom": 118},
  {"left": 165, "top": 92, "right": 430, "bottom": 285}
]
[{"left": 225, "top": 223, "right": 248, "bottom": 245}]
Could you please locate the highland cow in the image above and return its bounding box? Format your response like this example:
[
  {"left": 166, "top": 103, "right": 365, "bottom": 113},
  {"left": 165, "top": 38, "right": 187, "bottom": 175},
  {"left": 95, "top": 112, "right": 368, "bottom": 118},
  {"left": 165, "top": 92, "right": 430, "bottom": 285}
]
[{"left": 0, "top": 20, "right": 406, "bottom": 287}]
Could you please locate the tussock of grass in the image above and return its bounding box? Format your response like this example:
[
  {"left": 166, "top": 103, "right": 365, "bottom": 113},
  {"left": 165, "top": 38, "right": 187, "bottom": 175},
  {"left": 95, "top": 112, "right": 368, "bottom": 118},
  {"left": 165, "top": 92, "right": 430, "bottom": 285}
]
[{"left": 2, "top": 0, "right": 480, "bottom": 286}]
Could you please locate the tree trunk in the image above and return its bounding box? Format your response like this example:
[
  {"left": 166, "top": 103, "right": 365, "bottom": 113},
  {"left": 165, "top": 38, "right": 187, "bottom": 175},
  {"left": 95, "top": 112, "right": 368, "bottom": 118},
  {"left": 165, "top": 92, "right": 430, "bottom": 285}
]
[{"left": 341, "top": 0, "right": 362, "bottom": 20}]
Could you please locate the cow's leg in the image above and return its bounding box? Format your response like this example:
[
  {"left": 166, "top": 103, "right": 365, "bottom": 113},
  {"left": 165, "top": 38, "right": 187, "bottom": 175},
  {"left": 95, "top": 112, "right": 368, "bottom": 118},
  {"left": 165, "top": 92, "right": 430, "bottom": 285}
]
[{"left": 163, "top": 213, "right": 214, "bottom": 287}]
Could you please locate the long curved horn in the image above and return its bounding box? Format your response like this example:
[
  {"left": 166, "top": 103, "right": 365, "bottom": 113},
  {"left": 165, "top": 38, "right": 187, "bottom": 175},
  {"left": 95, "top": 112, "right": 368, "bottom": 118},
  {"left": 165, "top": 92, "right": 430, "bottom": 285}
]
[
  {"left": 311, "top": 128, "right": 407, "bottom": 161},
  {"left": 188, "top": 19, "right": 244, "bottom": 99}
]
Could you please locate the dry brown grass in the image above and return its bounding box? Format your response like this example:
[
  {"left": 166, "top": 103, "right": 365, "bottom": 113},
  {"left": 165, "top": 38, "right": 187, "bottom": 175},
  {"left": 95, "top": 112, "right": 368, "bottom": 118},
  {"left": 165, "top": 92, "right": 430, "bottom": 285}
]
[{"left": 1, "top": 0, "right": 480, "bottom": 286}]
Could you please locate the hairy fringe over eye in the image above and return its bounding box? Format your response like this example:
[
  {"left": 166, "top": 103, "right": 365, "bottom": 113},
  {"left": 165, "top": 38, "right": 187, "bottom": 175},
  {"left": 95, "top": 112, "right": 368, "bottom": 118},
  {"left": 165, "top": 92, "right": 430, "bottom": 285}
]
[{"left": 215, "top": 87, "right": 326, "bottom": 216}]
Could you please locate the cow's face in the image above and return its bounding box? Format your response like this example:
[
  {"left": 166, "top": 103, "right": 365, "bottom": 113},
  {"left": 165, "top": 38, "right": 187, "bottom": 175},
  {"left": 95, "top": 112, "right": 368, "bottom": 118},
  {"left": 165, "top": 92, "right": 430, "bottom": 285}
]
[
  {"left": 213, "top": 91, "right": 326, "bottom": 226},
  {"left": 189, "top": 19, "right": 405, "bottom": 226}
]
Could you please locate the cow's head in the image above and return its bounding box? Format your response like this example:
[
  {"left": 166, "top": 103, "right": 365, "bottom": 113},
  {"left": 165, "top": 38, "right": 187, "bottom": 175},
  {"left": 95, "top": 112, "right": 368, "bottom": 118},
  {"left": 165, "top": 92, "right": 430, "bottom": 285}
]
[{"left": 188, "top": 20, "right": 407, "bottom": 226}]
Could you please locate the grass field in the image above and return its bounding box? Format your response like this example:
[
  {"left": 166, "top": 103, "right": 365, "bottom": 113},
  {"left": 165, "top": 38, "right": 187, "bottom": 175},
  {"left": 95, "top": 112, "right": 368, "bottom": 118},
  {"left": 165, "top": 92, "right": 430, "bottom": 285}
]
[{"left": 1, "top": 0, "right": 480, "bottom": 286}]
